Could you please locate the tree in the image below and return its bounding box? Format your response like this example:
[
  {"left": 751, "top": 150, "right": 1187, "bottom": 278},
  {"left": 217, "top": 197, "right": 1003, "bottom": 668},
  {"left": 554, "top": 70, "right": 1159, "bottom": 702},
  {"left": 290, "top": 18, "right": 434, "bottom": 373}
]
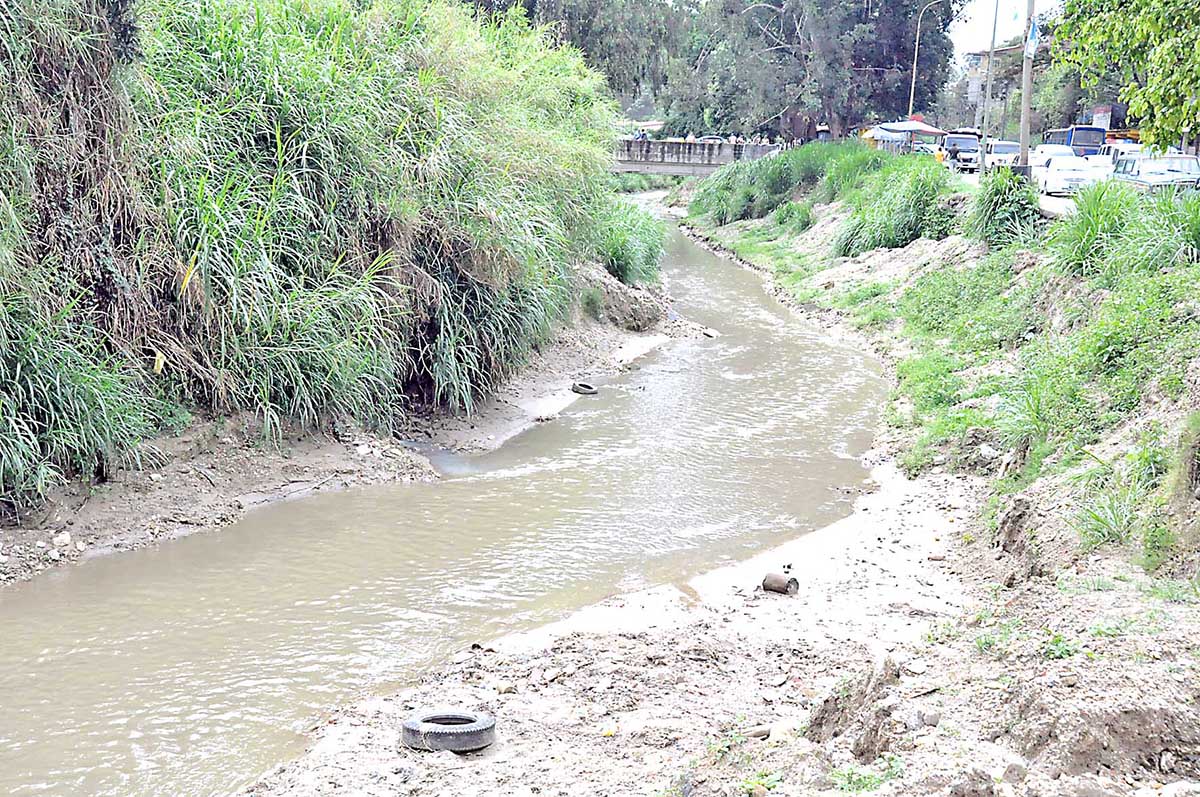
[
  {"left": 657, "top": 0, "right": 960, "bottom": 137},
  {"left": 1056, "top": 0, "right": 1199, "bottom": 146},
  {"left": 472, "top": 0, "right": 678, "bottom": 97}
]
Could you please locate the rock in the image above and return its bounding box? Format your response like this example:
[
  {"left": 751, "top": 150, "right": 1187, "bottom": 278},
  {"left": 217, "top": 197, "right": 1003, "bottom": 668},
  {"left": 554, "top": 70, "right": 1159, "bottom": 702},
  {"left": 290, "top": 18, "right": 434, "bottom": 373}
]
[
  {"left": 75, "top": 541, "right": 87, "bottom": 553},
  {"left": 450, "top": 650, "right": 473, "bottom": 665},
  {"left": 496, "top": 682, "right": 517, "bottom": 695},
  {"left": 978, "top": 443, "right": 1001, "bottom": 462},
  {"left": 0, "top": 554, "right": 8, "bottom": 565},
  {"left": 995, "top": 496, "right": 1031, "bottom": 555},
  {"left": 52, "top": 531, "right": 71, "bottom": 548},
  {"left": 543, "top": 667, "right": 563, "bottom": 683},
  {"left": 1002, "top": 761, "right": 1028, "bottom": 783},
  {"left": 36, "top": 540, "right": 47, "bottom": 549},
  {"left": 48, "top": 549, "right": 62, "bottom": 562},
  {"left": 950, "top": 767, "right": 996, "bottom": 797},
  {"left": 751, "top": 785, "right": 767, "bottom": 797},
  {"left": 920, "top": 710, "right": 941, "bottom": 727}
]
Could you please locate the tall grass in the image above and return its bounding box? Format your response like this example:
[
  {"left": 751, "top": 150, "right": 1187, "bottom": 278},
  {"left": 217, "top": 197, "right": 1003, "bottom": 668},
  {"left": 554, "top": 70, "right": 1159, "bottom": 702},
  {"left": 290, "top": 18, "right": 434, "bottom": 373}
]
[
  {"left": 1048, "top": 181, "right": 1139, "bottom": 276},
  {"left": 966, "top": 169, "right": 1041, "bottom": 247},
  {"left": 596, "top": 199, "right": 665, "bottom": 284},
  {"left": 688, "top": 141, "right": 880, "bottom": 225},
  {"left": 833, "top": 157, "right": 953, "bottom": 257},
  {"left": 0, "top": 0, "right": 653, "bottom": 510}
]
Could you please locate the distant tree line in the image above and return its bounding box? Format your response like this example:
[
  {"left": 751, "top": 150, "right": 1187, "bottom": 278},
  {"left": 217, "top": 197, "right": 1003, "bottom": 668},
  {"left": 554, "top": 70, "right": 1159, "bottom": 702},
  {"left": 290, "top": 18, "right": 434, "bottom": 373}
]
[{"left": 473, "top": 0, "right": 960, "bottom": 138}]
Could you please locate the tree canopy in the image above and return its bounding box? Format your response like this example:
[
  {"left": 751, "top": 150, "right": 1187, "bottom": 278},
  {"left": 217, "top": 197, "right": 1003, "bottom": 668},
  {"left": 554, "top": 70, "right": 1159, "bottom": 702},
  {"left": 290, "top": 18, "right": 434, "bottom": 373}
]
[{"left": 1057, "top": 0, "right": 1199, "bottom": 146}]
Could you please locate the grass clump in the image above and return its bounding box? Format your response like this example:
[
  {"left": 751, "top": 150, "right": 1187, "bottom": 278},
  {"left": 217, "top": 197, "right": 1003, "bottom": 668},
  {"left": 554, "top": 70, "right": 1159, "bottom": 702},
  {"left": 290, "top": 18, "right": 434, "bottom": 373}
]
[
  {"left": 832, "top": 157, "right": 953, "bottom": 257},
  {"left": 1049, "top": 181, "right": 1140, "bottom": 276},
  {"left": 966, "top": 168, "right": 1041, "bottom": 247},
  {"left": 771, "top": 200, "right": 815, "bottom": 233},
  {"left": 596, "top": 199, "right": 665, "bottom": 285}
]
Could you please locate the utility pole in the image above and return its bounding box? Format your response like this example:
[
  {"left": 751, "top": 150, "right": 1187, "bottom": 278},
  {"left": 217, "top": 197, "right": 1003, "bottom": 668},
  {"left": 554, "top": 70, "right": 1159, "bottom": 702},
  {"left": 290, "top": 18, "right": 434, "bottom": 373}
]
[
  {"left": 1018, "top": 0, "right": 1038, "bottom": 167},
  {"left": 908, "top": 0, "right": 944, "bottom": 118},
  {"left": 978, "top": 0, "right": 1001, "bottom": 172}
]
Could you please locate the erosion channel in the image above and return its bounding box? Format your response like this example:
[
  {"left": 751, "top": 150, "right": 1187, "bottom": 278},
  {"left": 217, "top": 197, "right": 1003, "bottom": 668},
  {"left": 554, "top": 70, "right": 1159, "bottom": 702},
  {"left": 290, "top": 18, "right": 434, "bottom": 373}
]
[{"left": 0, "top": 227, "right": 885, "bottom": 796}]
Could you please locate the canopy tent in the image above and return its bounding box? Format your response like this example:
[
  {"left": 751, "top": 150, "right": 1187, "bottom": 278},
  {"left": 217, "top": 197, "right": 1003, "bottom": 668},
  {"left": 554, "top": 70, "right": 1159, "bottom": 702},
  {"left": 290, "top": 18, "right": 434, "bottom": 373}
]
[{"left": 876, "top": 120, "right": 947, "bottom": 137}]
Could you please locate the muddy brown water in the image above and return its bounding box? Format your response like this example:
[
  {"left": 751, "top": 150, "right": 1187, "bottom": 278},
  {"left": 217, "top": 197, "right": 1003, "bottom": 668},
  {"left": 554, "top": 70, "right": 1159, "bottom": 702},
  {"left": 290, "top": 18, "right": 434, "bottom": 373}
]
[{"left": 0, "top": 229, "right": 884, "bottom": 796}]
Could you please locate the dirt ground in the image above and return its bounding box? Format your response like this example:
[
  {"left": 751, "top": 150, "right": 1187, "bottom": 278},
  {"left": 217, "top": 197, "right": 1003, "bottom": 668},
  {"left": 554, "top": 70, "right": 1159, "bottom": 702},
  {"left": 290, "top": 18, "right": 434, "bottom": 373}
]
[
  {"left": 0, "top": 263, "right": 685, "bottom": 586},
  {"left": 250, "top": 204, "right": 1200, "bottom": 797}
]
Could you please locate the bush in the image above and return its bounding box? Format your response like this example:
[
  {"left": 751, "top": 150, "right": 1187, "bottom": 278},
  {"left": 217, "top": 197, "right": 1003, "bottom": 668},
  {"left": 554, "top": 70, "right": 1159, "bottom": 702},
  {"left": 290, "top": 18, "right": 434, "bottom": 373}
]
[
  {"left": 596, "top": 199, "right": 665, "bottom": 285},
  {"left": 833, "top": 157, "right": 952, "bottom": 257},
  {"left": 967, "top": 169, "right": 1041, "bottom": 247}
]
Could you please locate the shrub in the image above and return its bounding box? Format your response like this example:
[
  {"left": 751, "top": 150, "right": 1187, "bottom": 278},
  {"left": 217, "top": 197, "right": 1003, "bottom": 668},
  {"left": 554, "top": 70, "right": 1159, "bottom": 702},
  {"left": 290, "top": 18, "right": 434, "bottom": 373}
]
[{"left": 967, "top": 168, "right": 1041, "bottom": 247}]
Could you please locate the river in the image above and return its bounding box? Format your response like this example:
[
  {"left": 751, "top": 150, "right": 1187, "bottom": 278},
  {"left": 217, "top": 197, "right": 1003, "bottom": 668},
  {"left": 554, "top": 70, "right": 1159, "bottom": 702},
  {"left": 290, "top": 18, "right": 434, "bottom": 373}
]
[{"left": 0, "top": 228, "right": 885, "bottom": 796}]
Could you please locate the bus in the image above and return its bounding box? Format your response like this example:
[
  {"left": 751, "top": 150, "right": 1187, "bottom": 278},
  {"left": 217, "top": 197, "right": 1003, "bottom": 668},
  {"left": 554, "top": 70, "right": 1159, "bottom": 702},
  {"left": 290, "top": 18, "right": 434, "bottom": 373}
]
[{"left": 1042, "top": 126, "right": 1107, "bottom": 157}]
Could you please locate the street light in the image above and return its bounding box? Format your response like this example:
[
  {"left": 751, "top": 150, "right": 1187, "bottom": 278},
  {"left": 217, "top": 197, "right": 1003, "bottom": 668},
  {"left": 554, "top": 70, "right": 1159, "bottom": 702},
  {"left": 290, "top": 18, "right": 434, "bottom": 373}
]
[{"left": 907, "top": 0, "right": 945, "bottom": 119}]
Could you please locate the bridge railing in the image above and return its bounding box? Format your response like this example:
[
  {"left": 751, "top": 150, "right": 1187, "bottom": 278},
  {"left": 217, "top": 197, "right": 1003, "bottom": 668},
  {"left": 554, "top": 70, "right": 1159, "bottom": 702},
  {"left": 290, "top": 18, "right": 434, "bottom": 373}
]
[{"left": 614, "top": 139, "right": 781, "bottom": 169}]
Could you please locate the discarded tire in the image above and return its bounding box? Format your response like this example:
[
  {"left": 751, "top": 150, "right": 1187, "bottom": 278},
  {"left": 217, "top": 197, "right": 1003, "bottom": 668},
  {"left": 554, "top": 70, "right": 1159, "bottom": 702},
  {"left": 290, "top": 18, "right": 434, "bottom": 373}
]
[
  {"left": 762, "top": 572, "right": 799, "bottom": 595},
  {"left": 570, "top": 381, "right": 598, "bottom": 395},
  {"left": 401, "top": 709, "right": 496, "bottom": 753}
]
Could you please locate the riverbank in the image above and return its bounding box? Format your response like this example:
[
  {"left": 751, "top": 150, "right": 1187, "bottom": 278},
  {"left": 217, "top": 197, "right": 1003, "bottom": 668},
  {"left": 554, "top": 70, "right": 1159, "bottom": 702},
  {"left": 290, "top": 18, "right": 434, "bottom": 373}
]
[
  {"left": 0, "top": 266, "right": 683, "bottom": 586},
  {"left": 253, "top": 186, "right": 1200, "bottom": 796}
]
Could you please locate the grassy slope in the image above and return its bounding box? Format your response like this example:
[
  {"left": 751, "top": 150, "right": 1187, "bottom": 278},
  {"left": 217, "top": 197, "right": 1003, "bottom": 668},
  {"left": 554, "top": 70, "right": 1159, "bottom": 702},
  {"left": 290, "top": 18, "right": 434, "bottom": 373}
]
[
  {"left": 0, "top": 0, "right": 664, "bottom": 511},
  {"left": 686, "top": 146, "right": 1200, "bottom": 577}
]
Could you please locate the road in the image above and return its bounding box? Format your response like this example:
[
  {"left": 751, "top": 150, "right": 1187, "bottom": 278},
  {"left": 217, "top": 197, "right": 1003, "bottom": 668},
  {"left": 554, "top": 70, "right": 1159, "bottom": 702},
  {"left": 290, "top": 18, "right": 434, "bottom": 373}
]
[{"left": 959, "top": 171, "right": 1075, "bottom": 218}]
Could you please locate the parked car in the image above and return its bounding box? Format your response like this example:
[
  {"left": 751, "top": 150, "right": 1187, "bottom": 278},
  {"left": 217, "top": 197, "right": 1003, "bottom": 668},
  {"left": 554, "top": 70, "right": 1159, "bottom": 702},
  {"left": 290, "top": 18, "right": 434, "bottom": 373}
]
[
  {"left": 1084, "top": 141, "right": 1144, "bottom": 173},
  {"left": 697, "top": 135, "right": 726, "bottom": 144},
  {"left": 1036, "top": 156, "right": 1097, "bottom": 195},
  {"left": 938, "top": 132, "right": 981, "bottom": 172},
  {"left": 984, "top": 139, "right": 1020, "bottom": 168},
  {"left": 912, "top": 142, "right": 937, "bottom": 155},
  {"left": 1030, "top": 144, "right": 1082, "bottom": 184},
  {"left": 1112, "top": 155, "right": 1200, "bottom": 192}
]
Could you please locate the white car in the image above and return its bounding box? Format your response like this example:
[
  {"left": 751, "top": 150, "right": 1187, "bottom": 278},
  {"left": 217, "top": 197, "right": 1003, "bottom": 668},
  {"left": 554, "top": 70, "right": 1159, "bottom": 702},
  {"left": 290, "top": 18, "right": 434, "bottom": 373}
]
[
  {"left": 1030, "top": 145, "right": 1084, "bottom": 184},
  {"left": 1113, "top": 155, "right": 1200, "bottom": 193},
  {"left": 1085, "top": 141, "right": 1144, "bottom": 174},
  {"left": 984, "top": 140, "right": 1020, "bottom": 168},
  {"left": 1037, "top": 156, "right": 1098, "bottom": 195}
]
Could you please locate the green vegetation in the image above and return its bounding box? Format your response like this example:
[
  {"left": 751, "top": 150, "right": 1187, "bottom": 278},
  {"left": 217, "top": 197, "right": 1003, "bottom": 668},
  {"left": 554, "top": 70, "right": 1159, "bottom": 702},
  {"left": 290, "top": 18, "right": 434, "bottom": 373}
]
[
  {"left": 596, "top": 199, "right": 666, "bottom": 285},
  {"left": 831, "top": 755, "right": 904, "bottom": 792},
  {"left": 688, "top": 135, "right": 1200, "bottom": 571},
  {"left": 610, "top": 173, "right": 684, "bottom": 193},
  {"left": 689, "top": 141, "right": 881, "bottom": 225},
  {"left": 966, "top": 168, "right": 1041, "bottom": 247},
  {"left": 1057, "top": 0, "right": 1200, "bottom": 147},
  {"left": 832, "top": 157, "right": 954, "bottom": 257},
  {"left": 0, "top": 0, "right": 661, "bottom": 511}
]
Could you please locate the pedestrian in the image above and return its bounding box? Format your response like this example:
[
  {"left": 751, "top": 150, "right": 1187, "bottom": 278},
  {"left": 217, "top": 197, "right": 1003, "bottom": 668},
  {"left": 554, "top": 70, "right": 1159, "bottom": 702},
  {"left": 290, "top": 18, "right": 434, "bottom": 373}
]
[{"left": 947, "top": 142, "right": 960, "bottom": 169}]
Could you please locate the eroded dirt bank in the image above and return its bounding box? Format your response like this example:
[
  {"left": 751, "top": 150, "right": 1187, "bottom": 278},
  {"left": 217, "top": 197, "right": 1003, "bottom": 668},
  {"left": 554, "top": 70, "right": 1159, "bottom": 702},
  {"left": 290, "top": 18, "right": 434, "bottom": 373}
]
[{"left": 0, "top": 265, "right": 683, "bottom": 586}]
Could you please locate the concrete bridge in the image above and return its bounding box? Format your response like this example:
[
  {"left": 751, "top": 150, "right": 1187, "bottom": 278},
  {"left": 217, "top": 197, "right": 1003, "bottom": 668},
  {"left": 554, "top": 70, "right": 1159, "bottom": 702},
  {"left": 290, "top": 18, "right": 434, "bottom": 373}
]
[{"left": 613, "top": 139, "right": 782, "bottom": 176}]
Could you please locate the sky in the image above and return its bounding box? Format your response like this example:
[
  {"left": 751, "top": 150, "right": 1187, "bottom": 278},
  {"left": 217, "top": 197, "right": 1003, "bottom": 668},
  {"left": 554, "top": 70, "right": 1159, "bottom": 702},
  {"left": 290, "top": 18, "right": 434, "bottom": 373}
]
[{"left": 947, "top": 0, "right": 1063, "bottom": 64}]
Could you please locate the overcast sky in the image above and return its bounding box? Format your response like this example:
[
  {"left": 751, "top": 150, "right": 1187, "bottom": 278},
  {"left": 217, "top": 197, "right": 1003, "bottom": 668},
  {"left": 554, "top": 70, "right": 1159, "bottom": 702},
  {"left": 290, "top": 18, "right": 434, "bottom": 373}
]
[{"left": 947, "top": 0, "right": 1063, "bottom": 64}]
